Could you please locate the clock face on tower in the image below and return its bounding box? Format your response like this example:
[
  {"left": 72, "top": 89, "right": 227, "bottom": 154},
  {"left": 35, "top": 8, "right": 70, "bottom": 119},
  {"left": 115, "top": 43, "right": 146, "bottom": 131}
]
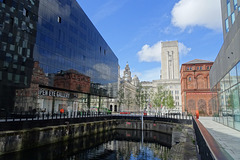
[{"left": 125, "top": 73, "right": 128, "bottom": 80}]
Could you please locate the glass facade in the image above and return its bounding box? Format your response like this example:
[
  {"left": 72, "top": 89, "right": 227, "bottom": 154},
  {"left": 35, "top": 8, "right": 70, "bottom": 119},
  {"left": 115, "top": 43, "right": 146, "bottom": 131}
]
[
  {"left": 212, "top": 61, "right": 240, "bottom": 131},
  {"left": 227, "top": 1, "right": 231, "bottom": 16},
  {"left": 225, "top": 18, "right": 229, "bottom": 33},
  {"left": 0, "top": 0, "right": 118, "bottom": 114}
]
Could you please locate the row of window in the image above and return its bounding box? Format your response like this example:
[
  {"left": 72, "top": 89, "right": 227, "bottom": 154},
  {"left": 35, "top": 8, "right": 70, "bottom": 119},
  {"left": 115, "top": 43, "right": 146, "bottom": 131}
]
[
  {"left": 225, "top": 0, "right": 239, "bottom": 33},
  {"left": 175, "top": 90, "right": 179, "bottom": 94},
  {"left": 186, "top": 66, "right": 211, "bottom": 71},
  {"left": 0, "top": 71, "right": 28, "bottom": 84}
]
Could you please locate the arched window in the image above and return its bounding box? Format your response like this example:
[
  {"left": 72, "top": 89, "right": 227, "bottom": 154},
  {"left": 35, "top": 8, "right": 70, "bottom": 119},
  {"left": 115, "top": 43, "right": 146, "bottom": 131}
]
[{"left": 189, "top": 77, "right": 191, "bottom": 82}]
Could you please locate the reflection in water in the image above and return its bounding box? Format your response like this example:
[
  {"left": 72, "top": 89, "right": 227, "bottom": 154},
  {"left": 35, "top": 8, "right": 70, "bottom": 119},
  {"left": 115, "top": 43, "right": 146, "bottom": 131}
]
[{"left": 0, "top": 130, "right": 171, "bottom": 160}]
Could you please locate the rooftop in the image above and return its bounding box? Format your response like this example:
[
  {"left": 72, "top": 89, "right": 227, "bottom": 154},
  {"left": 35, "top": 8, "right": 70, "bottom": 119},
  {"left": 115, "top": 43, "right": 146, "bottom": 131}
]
[{"left": 183, "top": 59, "right": 213, "bottom": 64}]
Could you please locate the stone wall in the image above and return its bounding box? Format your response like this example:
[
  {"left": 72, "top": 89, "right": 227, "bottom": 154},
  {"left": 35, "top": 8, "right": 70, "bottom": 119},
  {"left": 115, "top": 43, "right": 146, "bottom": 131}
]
[
  {"left": 116, "top": 119, "right": 174, "bottom": 134},
  {"left": 0, "top": 120, "right": 116, "bottom": 155},
  {"left": 0, "top": 119, "right": 188, "bottom": 156}
]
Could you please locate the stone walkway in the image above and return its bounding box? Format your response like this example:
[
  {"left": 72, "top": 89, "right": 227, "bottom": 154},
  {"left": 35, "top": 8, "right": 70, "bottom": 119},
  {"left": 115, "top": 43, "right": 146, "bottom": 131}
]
[{"left": 199, "top": 117, "right": 240, "bottom": 160}]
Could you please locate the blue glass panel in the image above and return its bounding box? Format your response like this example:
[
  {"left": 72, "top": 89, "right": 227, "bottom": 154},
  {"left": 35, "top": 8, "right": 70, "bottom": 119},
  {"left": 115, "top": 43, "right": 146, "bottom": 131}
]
[
  {"left": 237, "top": 61, "right": 240, "bottom": 82},
  {"left": 233, "top": 0, "right": 238, "bottom": 10},
  {"left": 225, "top": 18, "right": 229, "bottom": 32},
  {"left": 231, "top": 12, "right": 235, "bottom": 24},
  {"left": 227, "top": 2, "right": 231, "bottom": 16},
  {"left": 230, "top": 66, "right": 237, "bottom": 87}
]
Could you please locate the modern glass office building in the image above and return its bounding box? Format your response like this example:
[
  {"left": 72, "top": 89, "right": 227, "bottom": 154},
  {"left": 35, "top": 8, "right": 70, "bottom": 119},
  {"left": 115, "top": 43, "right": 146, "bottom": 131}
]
[
  {"left": 210, "top": 0, "right": 240, "bottom": 131},
  {"left": 0, "top": 0, "right": 118, "bottom": 114}
]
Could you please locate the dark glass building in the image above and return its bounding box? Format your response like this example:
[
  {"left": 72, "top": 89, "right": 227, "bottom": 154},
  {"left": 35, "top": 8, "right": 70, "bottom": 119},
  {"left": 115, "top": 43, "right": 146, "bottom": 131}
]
[{"left": 0, "top": 0, "right": 118, "bottom": 114}]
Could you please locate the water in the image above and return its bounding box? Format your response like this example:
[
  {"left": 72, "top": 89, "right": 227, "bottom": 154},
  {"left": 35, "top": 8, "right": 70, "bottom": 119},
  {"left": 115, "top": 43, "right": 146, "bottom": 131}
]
[{"left": 0, "top": 130, "right": 171, "bottom": 160}]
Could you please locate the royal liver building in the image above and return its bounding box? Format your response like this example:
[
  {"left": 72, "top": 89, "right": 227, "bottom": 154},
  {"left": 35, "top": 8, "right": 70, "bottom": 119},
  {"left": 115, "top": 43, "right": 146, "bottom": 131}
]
[{"left": 142, "top": 41, "right": 182, "bottom": 112}]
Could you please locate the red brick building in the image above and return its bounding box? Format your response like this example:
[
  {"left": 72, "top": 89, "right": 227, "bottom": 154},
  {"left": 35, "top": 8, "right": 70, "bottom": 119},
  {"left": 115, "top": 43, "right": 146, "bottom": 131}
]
[
  {"left": 54, "top": 69, "right": 90, "bottom": 93},
  {"left": 180, "top": 59, "right": 216, "bottom": 116},
  {"left": 15, "top": 61, "right": 49, "bottom": 111}
]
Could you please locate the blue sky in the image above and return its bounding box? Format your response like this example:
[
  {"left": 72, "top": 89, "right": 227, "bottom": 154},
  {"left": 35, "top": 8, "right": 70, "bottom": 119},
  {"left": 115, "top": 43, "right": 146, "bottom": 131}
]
[{"left": 77, "top": 0, "right": 223, "bottom": 81}]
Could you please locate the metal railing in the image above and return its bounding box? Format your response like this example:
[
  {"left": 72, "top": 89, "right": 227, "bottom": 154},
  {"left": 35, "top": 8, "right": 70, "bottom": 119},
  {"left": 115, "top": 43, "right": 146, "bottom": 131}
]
[
  {"left": 0, "top": 111, "right": 192, "bottom": 131},
  {"left": 193, "top": 117, "right": 233, "bottom": 160},
  {"left": 0, "top": 111, "right": 111, "bottom": 122}
]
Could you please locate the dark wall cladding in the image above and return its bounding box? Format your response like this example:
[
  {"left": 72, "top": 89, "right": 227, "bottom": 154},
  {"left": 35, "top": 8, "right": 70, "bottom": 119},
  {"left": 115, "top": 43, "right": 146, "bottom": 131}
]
[
  {"left": 0, "top": 0, "right": 40, "bottom": 112},
  {"left": 0, "top": 0, "right": 118, "bottom": 112},
  {"left": 0, "top": 0, "right": 39, "bottom": 88}
]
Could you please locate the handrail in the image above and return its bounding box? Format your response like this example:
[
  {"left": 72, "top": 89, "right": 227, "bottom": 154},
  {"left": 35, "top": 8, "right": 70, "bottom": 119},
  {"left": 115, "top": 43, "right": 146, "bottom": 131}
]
[{"left": 193, "top": 117, "right": 233, "bottom": 160}]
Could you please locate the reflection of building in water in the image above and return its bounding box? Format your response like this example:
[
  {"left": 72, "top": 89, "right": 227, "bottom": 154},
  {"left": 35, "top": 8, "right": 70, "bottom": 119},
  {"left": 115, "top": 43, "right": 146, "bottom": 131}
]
[
  {"left": 104, "top": 141, "right": 169, "bottom": 159},
  {"left": 180, "top": 59, "right": 216, "bottom": 116},
  {"left": 0, "top": 0, "right": 118, "bottom": 113}
]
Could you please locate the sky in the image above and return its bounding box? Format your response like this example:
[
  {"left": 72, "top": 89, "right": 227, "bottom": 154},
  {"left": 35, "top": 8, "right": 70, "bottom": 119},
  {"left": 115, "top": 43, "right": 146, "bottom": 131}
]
[{"left": 77, "top": 0, "right": 223, "bottom": 82}]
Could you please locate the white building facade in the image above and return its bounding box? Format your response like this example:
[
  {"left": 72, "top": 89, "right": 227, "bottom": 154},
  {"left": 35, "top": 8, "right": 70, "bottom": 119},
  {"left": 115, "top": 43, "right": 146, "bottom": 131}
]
[{"left": 141, "top": 41, "right": 182, "bottom": 112}]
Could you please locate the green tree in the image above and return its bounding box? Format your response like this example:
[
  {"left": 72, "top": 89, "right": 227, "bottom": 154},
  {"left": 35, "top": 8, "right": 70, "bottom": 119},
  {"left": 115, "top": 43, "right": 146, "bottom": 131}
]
[
  {"left": 166, "top": 91, "right": 175, "bottom": 109},
  {"left": 152, "top": 85, "right": 175, "bottom": 110},
  {"left": 135, "top": 83, "right": 148, "bottom": 111},
  {"left": 125, "top": 91, "right": 133, "bottom": 111}
]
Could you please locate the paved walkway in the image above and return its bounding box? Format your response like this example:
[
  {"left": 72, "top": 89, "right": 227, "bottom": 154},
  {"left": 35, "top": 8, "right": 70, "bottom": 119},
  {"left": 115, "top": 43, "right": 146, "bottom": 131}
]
[{"left": 199, "top": 117, "right": 240, "bottom": 160}]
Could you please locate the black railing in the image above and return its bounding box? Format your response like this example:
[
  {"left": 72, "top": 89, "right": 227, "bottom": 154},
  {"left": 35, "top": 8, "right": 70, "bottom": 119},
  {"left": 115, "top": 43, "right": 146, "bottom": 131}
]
[
  {"left": 193, "top": 117, "right": 233, "bottom": 160},
  {"left": 0, "top": 111, "right": 111, "bottom": 122},
  {"left": 0, "top": 112, "right": 192, "bottom": 131}
]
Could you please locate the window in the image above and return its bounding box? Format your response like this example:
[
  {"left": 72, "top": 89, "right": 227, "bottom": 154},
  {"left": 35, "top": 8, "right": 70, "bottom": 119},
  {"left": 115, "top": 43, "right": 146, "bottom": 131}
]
[
  {"left": 13, "top": 55, "right": 18, "bottom": 62},
  {"left": 175, "top": 91, "right": 179, "bottom": 94},
  {"left": 175, "top": 96, "right": 179, "bottom": 100},
  {"left": 231, "top": 12, "right": 235, "bottom": 24},
  {"left": 189, "top": 77, "right": 191, "bottom": 82},
  {"left": 230, "top": 66, "right": 237, "bottom": 86},
  {"left": 237, "top": 61, "right": 240, "bottom": 82},
  {"left": 190, "top": 67, "right": 192, "bottom": 70},
  {"left": 8, "top": 73, "right": 13, "bottom": 81},
  {"left": 14, "top": 75, "right": 20, "bottom": 83},
  {"left": 13, "top": 64, "right": 17, "bottom": 69},
  {"left": 200, "top": 66, "right": 202, "bottom": 70},
  {"left": 0, "top": 71, "right": 2, "bottom": 80},
  {"left": 21, "top": 66, "right": 25, "bottom": 71},
  {"left": 207, "top": 66, "right": 210, "bottom": 70},
  {"left": 57, "top": 16, "right": 61, "bottom": 23},
  {"left": 24, "top": 76, "right": 27, "bottom": 85},
  {"left": 227, "top": 2, "right": 231, "bottom": 16},
  {"left": 23, "top": 8, "right": 29, "bottom": 17},
  {"left": 225, "top": 18, "right": 229, "bottom": 33},
  {"left": 239, "top": 6, "right": 240, "bottom": 12},
  {"left": 10, "top": 44, "right": 15, "bottom": 51},
  {"left": 233, "top": 0, "right": 237, "bottom": 10},
  {"left": 197, "top": 67, "right": 199, "bottom": 70},
  {"left": 187, "top": 67, "right": 189, "bottom": 70}
]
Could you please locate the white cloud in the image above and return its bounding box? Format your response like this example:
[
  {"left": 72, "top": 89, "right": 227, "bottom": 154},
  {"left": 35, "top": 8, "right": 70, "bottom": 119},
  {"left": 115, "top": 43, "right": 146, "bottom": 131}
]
[
  {"left": 138, "top": 67, "right": 161, "bottom": 81},
  {"left": 92, "top": 1, "right": 127, "bottom": 24},
  {"left": 179, "top": 42, "right": 191, "bottom": 56},
  {"left": 171, "top": 0, "right": 222, "bottom": 31},
  {"left": 137, "top": 41, "right": 162, "bottom": 62},
  {"left": 137, "top": 41, "right": 190, "bottom": 62}
]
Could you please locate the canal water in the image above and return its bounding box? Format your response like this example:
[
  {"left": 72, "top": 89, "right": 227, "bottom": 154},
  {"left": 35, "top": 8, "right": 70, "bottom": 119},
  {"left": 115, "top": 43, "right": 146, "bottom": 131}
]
[{"left": 0, "top": 130, "right": 172, "bottom": 160}]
